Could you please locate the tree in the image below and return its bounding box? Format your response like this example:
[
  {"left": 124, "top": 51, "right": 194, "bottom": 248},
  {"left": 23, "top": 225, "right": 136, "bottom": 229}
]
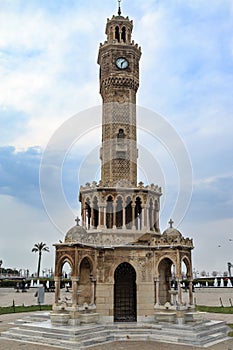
[{"left": 32, "top": 242, "right": 50, "bottom": 278}]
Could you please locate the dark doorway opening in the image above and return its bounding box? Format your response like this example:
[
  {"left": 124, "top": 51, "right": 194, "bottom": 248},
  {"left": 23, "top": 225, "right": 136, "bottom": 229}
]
[{"left": 114, "top": 262, "right": 137, "bottom": 322}]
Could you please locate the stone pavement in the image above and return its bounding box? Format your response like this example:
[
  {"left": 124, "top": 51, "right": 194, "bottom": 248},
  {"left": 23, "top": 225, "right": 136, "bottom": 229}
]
[{"left": 1, "top": 287, "right": 233, "bottom": 350}]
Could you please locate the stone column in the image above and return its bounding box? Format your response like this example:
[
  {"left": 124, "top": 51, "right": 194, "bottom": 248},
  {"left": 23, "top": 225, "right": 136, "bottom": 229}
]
[
  {"left": 132, "top": 204, "right": 136, "bottom": 230},
  {"left": 154, "top": 277, "right": 160, "bottom": 306},
  {"left": 146, "top": 206, "right": 150, "bottom": 230},
  {"left": 71, "top": 277, "right": 79, "bottom": 307},
  {"left": 97, "top": 206, "right": 102, "bottom": 229},
  {"left": 83, "top": 208, "right": 86, "bottom": 229},
  {"left": 54, "top": 276, "right": 61, "bottom": 305},
  {"left": 103, "top": 206, "right": 106, "bottom": 228},
  {"left": 122, "top": 204, "right": 126, "bottom": 229},
  {"left": 189, "top": 280, "right": 194, "bottom": 305},
  {"left": 177, "top": 278, "right": 182, "bottom": 305},
  {"left": 141, "top": 206, "right": 145, "bottom": 230},
  {"left": 91, "top": 207, "right": 94, "bottom": 229},
  {"left": 155, "top": 209, "right": 160, "bottom": 231},
  {"left": 113, "top": 203, "right": 117, "bottom": 229},
  {"left": 90, "top": 276, "right": 97, "bottom": 305}
]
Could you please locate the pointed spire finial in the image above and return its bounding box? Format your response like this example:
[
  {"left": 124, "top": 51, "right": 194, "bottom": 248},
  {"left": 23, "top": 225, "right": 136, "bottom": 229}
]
[{"left": 118, "top": 0, "right": 122, "bottom": 16}]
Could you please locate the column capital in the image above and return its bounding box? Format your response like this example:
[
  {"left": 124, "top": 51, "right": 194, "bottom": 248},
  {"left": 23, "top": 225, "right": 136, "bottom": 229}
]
[{"left": 71, "top": 277, "right": 80, "bottom": 282}]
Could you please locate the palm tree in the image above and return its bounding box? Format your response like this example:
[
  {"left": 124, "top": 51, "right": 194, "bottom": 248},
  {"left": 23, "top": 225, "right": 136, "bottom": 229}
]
[{"left": 32, "top": 242, "right": 50, "bottom": 278}]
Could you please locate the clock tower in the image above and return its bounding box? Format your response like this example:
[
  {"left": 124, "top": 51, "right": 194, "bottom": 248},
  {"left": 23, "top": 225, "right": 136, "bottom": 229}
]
[
  {"left": 53, "top": 3, "right": 194, "bottom": 326},
  {"left": 98, "top": 12, "right": 141, "bottom": 187},
  {"left": 79, "top": 6, "right": 162, "bottom": 236}
]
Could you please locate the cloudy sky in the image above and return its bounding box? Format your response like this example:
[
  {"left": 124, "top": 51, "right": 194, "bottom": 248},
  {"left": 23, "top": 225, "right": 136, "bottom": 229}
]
[{"left": 0, "top": 0, "right": 232, "bottom": 277}]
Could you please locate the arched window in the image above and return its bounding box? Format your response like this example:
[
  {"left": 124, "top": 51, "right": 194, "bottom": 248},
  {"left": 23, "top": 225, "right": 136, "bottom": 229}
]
[
  {"left": 149, "top": 198, "right": 153, "bottom": 230},
  {"left": 117, "top": 129, "right": 125, "bottom": 146},
  {"left": 121, "top": 26, "right": 126, "bottom": 43},
  {"left": 116, "top": 196, "right": 123, "bottom": 228},
  {"left": 135, "top": 197, "right": 142, "bottom": 230},
  {"left": 117, "top": 128, "right": 125, "bottom": 138},
  {"left": 115, "top": 26, "right": 120, "bottom": 42},
  {"left": 106, "top": 196, "right": 113, "bottom": 229},
  {"left": 125, "top": 196, "right": 132, "bottom": 229},
  {"left": 93, "top": 197, "right": 99, "bottom": 229},
  {"left": 85, "top": 199, "right": 91, "bottom": 229}
]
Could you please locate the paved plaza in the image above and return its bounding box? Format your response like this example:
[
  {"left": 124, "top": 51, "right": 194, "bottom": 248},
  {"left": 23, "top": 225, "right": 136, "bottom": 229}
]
[{"left": 1, "top": 287, "right": 233, "bottom": 349}]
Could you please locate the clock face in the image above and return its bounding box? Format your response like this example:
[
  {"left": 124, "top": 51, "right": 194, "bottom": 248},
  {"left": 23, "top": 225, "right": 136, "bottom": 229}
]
[{"left": 115, "top": 57, "right": 129, "bottom": 69}]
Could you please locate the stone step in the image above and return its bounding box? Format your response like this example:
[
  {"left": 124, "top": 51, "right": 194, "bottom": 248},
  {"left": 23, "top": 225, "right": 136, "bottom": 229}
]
[
  {"left": 5, "top": 325, "right": 111, "bottom": 343},
  {"left": 1, "top": 318, "right": 229, "bottom": 349}
]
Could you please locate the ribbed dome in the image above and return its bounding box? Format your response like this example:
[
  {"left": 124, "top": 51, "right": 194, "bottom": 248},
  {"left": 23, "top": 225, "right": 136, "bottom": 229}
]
[{"left": 65, "top": 225, "right": 87, "bottom": 243}]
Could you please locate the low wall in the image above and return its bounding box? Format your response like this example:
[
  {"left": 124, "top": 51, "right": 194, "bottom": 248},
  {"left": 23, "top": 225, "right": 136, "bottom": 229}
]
[{"left": 195, "top": 287, "right": 233, "bottom": 293}]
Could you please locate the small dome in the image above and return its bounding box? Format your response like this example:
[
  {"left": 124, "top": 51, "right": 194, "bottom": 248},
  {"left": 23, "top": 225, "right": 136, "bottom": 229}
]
[
  {"left": 65, "top": 225, "right": 87, "bottom": 243},
  {"left": 162, "top": 227, "right": 182, "bottom": 238},
  {"left": 162, "top": 219, "right": 182, "bottom": 238}
]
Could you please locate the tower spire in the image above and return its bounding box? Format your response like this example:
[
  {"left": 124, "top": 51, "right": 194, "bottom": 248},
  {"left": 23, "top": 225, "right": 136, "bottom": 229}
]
[{"left": 118, "top": 0, "right": 122, "bottom": 16}]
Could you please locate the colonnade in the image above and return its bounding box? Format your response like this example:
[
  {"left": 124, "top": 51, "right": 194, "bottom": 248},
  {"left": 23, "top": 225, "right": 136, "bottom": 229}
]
[{"left": 82, "top": 195, "right": 160, "bottom": 232}]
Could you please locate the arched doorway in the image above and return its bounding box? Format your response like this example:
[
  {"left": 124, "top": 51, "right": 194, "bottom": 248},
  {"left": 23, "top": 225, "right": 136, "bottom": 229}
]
[
  {"left": 114, "top": 262, "right": 137, "bottom": 322},
  {"left": 158, "top": 258, "right": 173, "bottom": 305},
  {"left": 79, "top": 257, "right": 92, "bottom": 305}
]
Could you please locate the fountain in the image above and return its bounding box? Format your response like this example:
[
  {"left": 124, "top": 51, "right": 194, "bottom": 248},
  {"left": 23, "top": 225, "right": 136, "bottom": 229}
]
[
  {"left": 214, "top": 278, "right": 218, "bottom": 287},
  {"left": 227, "top": 279, "right": 232, "bottom": 287}
]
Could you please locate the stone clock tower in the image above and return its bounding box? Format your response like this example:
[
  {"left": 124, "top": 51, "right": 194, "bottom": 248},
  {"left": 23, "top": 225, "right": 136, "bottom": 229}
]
[
  {"left": 53, "top": 4, "right": 194, "bottom": 325},
  {"left": 98, "top": 12, "right": 141, "bottom": 187},
  {"left": 79, "top": 8, "right": 162, "bottom": 237}
]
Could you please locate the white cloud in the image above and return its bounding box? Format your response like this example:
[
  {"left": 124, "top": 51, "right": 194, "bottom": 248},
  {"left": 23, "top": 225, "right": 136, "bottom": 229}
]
[{"left": 0, "top": 3, "right": 102, "bottom": 148}]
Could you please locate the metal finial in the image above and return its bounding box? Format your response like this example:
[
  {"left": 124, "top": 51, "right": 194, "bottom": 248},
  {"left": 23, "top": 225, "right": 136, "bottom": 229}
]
[
  {"left": 118, "top": 0, "right": 122, "bottom": 16},
  {"left": 168, "top": 219, "right": 174, "bottom": 228},
  {"left": 75, "top": 216, "right": 80, "bottom": 226}
]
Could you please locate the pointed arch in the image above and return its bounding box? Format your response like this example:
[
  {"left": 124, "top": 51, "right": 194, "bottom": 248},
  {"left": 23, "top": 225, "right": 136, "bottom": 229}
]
[
  {"left": 182, "top": 256, "right": 192, "bottom": 278},
  {"left": 106, "top": 195, "right": 113, "bottom": 229},
  {"left": 93, "top": 196, "right": 99, "bottom": 229},
  {"left": 158, "top": 257, "right": 174, "bottom": 305},
  {"left": 125, "top": 196, "right": 132, "bottom": 229},
  {"left": 116, "top": 196, "right": 123, "bottom": 228},
  {"left": 121, "top": 26, "right": 126, "bottom": 42},
  {"left": 135, "top": 196, "right": 142, "bottom": 230},
  {"left": 78, "top": 257, "right": 93, "bottom": 305},
  {"left": 115, "top": 26, "right": 120, "bottom": 42},
  {"left": 85, "top": 198, "right": 91, "bottom": 229},
  {"left": 56, "top": 254, "right": 74, "bottom": 277},
  {"left": 149, "top": 198, "right": 153, "bottom": 230},
  {"left": 114, "top": 262, "right": 137, "bottom": 322}
]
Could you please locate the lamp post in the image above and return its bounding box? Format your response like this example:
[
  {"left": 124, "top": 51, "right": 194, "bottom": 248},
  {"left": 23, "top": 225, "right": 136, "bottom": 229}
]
[{"left": 0, "top": 260, "right": 2, "bottom": 277}]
